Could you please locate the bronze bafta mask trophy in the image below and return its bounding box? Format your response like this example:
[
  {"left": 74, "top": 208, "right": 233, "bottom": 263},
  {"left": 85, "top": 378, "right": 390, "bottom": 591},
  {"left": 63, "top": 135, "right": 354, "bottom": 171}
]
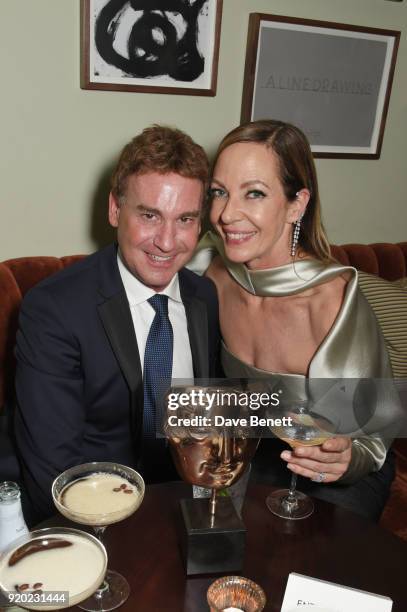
[{"left": 164, "top": 385, "right": 259, "bottom": 575}]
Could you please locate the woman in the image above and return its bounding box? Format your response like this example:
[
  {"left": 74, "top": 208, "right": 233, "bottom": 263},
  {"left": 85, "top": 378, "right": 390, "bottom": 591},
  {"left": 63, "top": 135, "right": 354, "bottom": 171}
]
[{"left": 190, "top": 120, "right": 399, "bottom": 519}]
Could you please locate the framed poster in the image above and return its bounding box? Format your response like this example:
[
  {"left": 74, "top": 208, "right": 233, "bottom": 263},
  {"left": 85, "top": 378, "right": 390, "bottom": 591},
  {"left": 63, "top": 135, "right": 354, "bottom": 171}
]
[
  {"left": 241, "top": 14, "right": 400, "bottom": 158},
  {"left": 81, "top": 0, "right": 223, "bottom": 96}
]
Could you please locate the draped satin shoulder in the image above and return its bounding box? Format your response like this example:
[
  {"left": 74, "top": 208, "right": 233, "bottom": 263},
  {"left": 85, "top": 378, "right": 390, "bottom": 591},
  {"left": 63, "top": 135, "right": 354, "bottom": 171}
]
[
  {"left": 187, "top": 231, "right": 399, "bottom": 483},
  {"left": 188, "top": 231, "right": 392, "bottom": 378}
]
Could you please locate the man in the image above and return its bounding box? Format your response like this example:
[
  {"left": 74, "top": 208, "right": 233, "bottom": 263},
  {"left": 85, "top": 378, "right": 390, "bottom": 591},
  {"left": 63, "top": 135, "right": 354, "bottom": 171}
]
[{"left": 14, "top": 125, "right": 220, "bottom": 521}]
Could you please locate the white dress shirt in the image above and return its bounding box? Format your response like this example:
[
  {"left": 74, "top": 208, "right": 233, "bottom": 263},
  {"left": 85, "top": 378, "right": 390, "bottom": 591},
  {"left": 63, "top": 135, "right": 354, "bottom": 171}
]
[{"left": 117, "top": 252, "right": 194, "bottom": 380}]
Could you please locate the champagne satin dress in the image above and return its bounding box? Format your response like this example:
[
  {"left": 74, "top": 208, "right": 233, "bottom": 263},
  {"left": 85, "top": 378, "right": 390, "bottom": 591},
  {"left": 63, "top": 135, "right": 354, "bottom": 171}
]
[{"left": 188, "top": 232, "right": 400, "bottom": 488}]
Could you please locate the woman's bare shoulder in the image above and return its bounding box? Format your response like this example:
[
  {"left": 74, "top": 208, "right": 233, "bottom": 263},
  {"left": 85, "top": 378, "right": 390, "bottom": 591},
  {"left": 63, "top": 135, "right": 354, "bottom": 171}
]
[
  {"left": 311, "top": 273, "right": 349, "bottom": 332},
  {"left": 326, "top": 272, "right": 349, "bottom": 294}
]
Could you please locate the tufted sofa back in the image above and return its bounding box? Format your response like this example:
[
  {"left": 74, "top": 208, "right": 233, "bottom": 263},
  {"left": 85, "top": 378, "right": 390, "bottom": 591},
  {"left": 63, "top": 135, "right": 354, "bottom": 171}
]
[
  {"left": 0, "top": 255, "right": 85, "bottom": 412},
  {"left": 1, "top": 243, "right": 406, "bottom": 412},
  {"left": 330, "top": 242, "right": 407, "bottom": 281}
]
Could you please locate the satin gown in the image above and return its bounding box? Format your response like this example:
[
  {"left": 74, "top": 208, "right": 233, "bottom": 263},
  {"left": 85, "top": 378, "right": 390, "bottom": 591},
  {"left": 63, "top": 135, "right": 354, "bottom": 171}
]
[{"left": 187, "top": 232, "right": 402, "bottom": 516}]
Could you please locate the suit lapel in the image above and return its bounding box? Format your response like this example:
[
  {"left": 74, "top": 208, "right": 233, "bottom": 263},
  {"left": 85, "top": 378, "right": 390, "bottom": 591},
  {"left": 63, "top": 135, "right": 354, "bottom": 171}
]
[
  {"left": 96, "top": 244, "right": 143, "bottom": 438},
  {"left": 179, "top": 271, "right": 209, "bottom": 379},
  {"left": 97, "top": 292, "right": 142, "bottom": 395}
]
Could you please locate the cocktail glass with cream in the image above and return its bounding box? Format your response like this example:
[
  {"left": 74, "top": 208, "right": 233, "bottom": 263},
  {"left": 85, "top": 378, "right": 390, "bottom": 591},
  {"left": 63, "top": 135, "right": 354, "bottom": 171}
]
[
  {"left": 52, "top": 462, "right": 144, "bottom": 611},
  {"left": 0, "top": 527, "right": 107, "bottom": 610}
]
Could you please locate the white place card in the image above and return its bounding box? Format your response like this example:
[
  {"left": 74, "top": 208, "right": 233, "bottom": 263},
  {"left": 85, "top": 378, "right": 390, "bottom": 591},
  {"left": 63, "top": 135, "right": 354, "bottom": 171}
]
[{"left": 281, "top": 573, "right": 393, "bottom": 612}]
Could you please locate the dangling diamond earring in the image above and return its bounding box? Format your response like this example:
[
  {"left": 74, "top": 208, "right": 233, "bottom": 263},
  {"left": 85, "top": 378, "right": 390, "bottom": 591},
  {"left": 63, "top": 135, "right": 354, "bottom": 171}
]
[{"left": 291, "top": 214, "right": 303, "bottom": 257}]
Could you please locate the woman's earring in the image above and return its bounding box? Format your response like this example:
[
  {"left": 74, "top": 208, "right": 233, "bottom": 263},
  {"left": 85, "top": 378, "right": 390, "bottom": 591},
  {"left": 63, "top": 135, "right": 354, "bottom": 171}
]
[{"left": 291, "top": 214, "right": 303, "bottom": 257}]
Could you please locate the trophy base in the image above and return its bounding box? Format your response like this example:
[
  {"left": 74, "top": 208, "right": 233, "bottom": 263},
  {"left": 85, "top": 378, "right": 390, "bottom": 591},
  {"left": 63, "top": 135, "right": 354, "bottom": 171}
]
[{"left": 179, "top": 497, "right": 246, "bottom": 575}]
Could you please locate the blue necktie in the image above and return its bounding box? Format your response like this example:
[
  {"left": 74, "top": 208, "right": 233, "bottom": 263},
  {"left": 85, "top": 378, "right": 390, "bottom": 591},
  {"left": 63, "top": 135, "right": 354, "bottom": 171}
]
[{"left": 142, "top": 294, "right": 173, "bottom": 443}]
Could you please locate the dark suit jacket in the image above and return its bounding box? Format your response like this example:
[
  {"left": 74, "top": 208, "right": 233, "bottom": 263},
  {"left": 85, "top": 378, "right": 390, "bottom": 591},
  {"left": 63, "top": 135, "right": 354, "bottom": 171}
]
[{"left": 14, "top": 243, "right": 220, "bottom": 519}]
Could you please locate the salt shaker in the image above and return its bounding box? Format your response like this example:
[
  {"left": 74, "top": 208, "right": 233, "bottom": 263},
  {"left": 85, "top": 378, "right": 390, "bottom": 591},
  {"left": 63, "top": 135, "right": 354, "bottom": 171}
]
[{"left": 0, "top": 481, "right": 29, "bottom": 552}]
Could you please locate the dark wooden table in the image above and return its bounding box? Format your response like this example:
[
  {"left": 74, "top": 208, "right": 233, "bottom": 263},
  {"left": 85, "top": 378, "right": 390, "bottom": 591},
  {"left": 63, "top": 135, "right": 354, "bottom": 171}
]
[{"left": 68, "top": 481, "right": 406, "bottom": 612}]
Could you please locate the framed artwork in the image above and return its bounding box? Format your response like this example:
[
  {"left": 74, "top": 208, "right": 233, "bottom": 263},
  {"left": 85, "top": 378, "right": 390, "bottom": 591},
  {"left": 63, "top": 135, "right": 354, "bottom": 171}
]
[
  {"left": 241, "top": 14, "right": 400, "bottom": 158},
  {"left": 81, "top": 0, "right": 223, "bottom": 96}
]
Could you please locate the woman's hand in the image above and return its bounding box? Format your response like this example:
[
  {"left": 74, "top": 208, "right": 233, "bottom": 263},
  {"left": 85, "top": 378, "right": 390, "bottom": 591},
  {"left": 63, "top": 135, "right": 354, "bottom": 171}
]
[{"left": 280, "top": 437, "right": 352, "bottom": 483}]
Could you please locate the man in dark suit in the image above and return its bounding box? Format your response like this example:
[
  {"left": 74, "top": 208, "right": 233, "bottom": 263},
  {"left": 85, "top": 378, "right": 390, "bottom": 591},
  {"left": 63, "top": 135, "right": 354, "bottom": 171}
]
[{"left": 14, "top": 125, "right": 220, "bottom": 521}]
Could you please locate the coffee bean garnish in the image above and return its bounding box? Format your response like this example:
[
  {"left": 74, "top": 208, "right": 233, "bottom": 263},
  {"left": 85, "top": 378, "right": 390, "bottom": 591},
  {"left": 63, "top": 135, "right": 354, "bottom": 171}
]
[
  {"left": 15, "top": 583, "right": 44, "bottom": 593},
  {"left": 33, "top": 589, "right": 43, "bottom": 594},
  {"left": 113, "top": 484, "right": 132, "bottom": 493}
]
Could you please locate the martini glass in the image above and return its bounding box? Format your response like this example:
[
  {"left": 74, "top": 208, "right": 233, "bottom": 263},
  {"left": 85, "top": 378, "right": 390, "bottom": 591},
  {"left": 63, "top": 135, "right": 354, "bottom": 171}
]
[
  {"left": 266, "top": 402, "right": 335, "bottom": 520},
  {"left": 0, "top": 527, "right": 107, "bottom": 610},
  {"left": 52, "top": 462, "right": 144, "bottom": 611}
]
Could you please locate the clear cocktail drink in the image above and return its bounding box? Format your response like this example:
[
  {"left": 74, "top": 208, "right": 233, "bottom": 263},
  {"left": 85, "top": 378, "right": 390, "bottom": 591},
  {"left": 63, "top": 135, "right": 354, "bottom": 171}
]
[{"left": 267, "top": 403, "right": 336, "bottom": 519}]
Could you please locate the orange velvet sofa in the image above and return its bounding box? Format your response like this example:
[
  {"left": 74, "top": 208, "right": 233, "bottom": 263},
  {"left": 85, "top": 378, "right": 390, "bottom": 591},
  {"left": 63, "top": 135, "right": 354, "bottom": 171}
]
[{"left": 0, "top": 243, "right": 406, "bottom": 539}]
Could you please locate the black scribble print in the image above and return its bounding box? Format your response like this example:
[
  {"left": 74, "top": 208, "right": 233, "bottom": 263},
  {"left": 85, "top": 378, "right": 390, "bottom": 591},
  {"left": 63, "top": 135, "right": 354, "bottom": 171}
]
[{"left": 95, "top": 0, "right": 208, "bottom": 81}]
